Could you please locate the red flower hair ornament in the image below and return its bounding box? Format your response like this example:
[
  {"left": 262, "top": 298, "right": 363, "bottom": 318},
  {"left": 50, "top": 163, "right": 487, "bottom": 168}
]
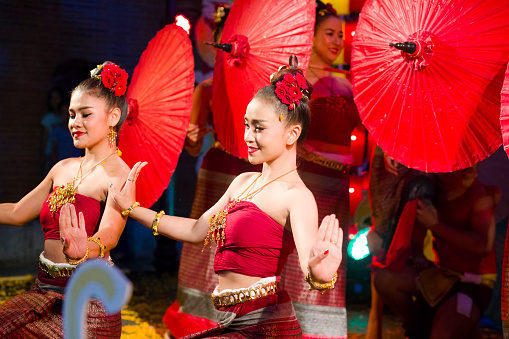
[
  {"left": 275, "top": 72, "right": 308, "bottom": 112},
  {"left": 91, "top": 62, "right": 129, "bottom": 97}
]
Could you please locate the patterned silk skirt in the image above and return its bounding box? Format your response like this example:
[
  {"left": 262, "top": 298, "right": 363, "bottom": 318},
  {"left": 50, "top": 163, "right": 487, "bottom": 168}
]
[
  {"left": 166, "top": 147, "right": 261, "bottom": 337},
  {"left": 183, "top": 289, "right": 302, "bottom": 339},
  {"left": 0, "top": 279, "right": 121, "bottom": 338}
]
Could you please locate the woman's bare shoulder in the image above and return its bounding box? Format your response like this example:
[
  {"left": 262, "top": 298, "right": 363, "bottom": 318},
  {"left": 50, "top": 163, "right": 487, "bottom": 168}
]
[
  {"left": 229, "top": 171, "right": 261, "bottom": 189},
  {"left": 105, "top": 155, "right": 130, "bottom": 182}
]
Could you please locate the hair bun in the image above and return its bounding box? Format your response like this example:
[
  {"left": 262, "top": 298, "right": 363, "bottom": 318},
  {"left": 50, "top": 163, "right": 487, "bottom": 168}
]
[{"left": 269, "top": 56, "right": 313, "bottom": 98}]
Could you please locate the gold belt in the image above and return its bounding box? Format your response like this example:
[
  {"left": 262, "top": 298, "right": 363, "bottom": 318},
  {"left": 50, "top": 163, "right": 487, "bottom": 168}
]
[
  {"left": 211, "top": 280, "right": 280, "bottom": 308},
  {"left": 38, "top": 257, "right": 76, "bottom": 278},
  {"left": 298, "top": 147, "right": 350, "bottom": 172}
]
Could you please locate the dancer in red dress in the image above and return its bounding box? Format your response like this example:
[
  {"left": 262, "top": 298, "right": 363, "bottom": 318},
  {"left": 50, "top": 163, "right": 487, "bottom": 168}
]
[
  {"left": 0, "top": 62, "right": 131, "bottom": 338},
  {"left": 110, "top": 61, "right": 344, "bottom": 337}
]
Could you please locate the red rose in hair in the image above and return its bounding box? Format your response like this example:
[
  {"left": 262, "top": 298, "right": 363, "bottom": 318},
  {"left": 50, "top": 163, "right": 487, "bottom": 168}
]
[
  {"left": 283, "top": 73, "right": 296, "bottom": 85},
  {"left": 101, "top": 72, "right": 115, "bottom": 88},
  {"left": 295, "top": 73, "right": 308, "bottom": 89},
  {"left": 275, "top": 86, "right": 287, "bottom": 101},
  {"left": 114, "top": 83, "right": 126, "bottom": 96},
  {"left": 288, "top": 86, "right": 301, "bottom": 100},
  {"left": 100, "top": 63, "right": 128, "bottom": 96},
  {"left": 283, "top": 93, "right": 293, "bottom": 106}
]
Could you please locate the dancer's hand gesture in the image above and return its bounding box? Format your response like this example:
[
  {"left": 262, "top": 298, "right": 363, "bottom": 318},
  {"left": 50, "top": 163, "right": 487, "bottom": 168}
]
[
  {"left": 59, "top": 203, "right": 88, "bottom": 260},
  {"left": 109, "top": 161, "right": 147, "bottom": 211},
  {"left": 307, "top": 214, "right": 343, "bottom": 282}
]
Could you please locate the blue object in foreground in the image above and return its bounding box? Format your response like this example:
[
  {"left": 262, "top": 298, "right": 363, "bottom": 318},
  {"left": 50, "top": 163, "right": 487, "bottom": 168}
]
[{"left": 63, "top": 259, "right": 133, "bottom": 339}]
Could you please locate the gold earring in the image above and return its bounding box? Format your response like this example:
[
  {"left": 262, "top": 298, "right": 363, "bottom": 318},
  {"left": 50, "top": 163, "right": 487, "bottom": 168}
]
[{"left": 107, "top": 126, "right": 117, "bottom": 148}]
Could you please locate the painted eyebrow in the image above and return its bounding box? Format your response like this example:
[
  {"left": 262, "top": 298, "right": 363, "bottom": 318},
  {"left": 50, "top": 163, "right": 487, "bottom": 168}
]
[
  {"left": 244, "top": 118, "right": 269, "bottom": 124},
  {"left": 69, "top": 106, "right": 94, "bottom": 112}
]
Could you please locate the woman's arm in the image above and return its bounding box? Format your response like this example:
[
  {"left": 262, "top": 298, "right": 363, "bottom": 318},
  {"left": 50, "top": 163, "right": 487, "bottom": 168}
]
[
  {"left": 59, "top": 161, "right": 131, "bottom": 260},
  {"left": 185, "top": 79, "right": 213, "bottom": 156},
  {"left": 0, "top": 162, "right": 56, "bottom": 226},
  {"left": 109, "top": 162, "right": 248, "bottom": 244},
  {"left": 288, "top": 188, "right": 342, "bottom": 283}
]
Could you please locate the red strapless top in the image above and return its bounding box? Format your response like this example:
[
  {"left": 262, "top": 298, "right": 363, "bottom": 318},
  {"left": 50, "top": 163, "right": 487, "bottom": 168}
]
[
  {"left": 40, "top": 188, "right": 104, "bottom": 240},
  {"left": 213, "top": 201, "right": 295, "bottom": 277}
]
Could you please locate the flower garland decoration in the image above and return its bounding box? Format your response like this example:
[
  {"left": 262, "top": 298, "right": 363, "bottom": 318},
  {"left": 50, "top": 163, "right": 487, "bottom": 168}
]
[
  {"left": 91, "top": 63, "right": 129, "bottom": 96},
  {"left": 275, "top": 72, "right": 308, "bottom": 111}
]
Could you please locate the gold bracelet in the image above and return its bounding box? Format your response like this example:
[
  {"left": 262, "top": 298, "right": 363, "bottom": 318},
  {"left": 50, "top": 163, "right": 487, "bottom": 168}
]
[
  {"left": 304, "top": 271, "right": 338, "bottom": 295},
  {"left": 121, "top": 201, "right": 140, "bottom": 217},
  {"left": 87, "top": 237, "right": 106, "bottom": 258},
  {"left": 152, "top": 210, "right": 165, "bottom": 236},
  {"left": 66, "top": 247, "right": 90, "bottom": 265}
]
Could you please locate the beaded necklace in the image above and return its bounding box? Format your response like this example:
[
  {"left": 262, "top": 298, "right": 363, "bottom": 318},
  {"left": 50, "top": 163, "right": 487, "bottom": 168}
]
[
  {"left": 203, "top": 168, "right": 297, "bottom": 248},
  {"left": 46, "top": 152, "right": 116, "bottom": 214}
]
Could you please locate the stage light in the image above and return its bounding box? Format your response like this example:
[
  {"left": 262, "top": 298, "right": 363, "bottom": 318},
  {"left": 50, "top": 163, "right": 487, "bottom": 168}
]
[
  {"left": 175, "top": 15, "right": 191, "bottom": 34},
  {"left": 349, "top": 187, "right": 355, "bottom": 194},
  {"left": 347, "top": 227, "right": 370, "bottom": 260}
]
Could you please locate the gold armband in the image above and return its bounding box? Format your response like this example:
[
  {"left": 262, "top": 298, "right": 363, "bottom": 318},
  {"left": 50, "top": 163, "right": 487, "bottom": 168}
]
[
  {"left": 87, "top": 237, "right": 106, "bottom": 258},
  {"left": 152, "top": 210, "right": 165, "bottom": 236},
  {"left": 66, "top": 247, "right": 90, "bottom": 265},
  {"left": 304, "top": 271, "right": 338, "bottom": 295},
  {"left": 122, "top": 201, "right": 140, "bottom": 217}
]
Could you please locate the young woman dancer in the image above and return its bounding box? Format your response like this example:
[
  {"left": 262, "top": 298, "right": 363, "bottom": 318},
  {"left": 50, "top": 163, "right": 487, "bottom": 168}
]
[
  {"left": 0, "top": 61, "right": 131, "bottom": 338},
  {"left": 109, "top": 61, "right": 343, "bottom": 337}
]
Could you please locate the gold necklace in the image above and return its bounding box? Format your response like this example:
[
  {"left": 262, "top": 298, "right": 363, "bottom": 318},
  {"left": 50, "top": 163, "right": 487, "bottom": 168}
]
[
  {"left": 203, "top": 168, "right": 297, "bottom": 248},
  {"left": 46, "top": 152, "right": 116, "bottom": 214}
]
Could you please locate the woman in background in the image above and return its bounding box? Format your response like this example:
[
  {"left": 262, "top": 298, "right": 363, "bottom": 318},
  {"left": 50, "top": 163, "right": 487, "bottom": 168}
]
[{"left": 280, "top": 2, "right": 364, "bottom": 337}]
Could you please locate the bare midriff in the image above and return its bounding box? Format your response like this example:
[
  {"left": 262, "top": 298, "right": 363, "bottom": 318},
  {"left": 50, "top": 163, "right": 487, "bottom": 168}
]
[
  {"left": 43, "top": 239, "right": 68, "bottom": 263},
  {"left": 217, "top": 271, "right": 263, "bottom": 291}
]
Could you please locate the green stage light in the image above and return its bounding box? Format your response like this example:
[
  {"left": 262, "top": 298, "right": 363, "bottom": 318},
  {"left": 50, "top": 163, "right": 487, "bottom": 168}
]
[{"left": 347, "top": 227, "right": 370, "bottom": 260}]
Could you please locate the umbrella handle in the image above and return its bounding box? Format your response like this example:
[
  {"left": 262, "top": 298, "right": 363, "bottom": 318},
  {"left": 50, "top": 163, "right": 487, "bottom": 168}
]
[
  {"left": 204, "top": 41, "right": 233, "bottom": 54},
  {"left": 389, "top": 42, "right": 417, "bottom": 54}
]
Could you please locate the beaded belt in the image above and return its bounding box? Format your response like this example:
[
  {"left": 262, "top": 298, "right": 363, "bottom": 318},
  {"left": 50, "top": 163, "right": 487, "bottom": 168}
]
[
  {"left": 38, "top": 254, "right": 76, "bottom": 278},
  {"left": 211, "top": 280, "right": 280, "bottom": 308}
]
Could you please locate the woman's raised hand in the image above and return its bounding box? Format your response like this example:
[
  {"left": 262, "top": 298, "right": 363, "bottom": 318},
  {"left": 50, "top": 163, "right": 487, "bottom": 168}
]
[
  {"left": 59, "top": 203, "right": 88, "bottom": 260},
  {"left": 308, "top": 214, "right": 343, "bottom": 282},
  {"left": 186, "top": 123, "right": 210, "bottom": 144},
  {"left": 109, "top": 161, "right": 147, "bottom": 211}
]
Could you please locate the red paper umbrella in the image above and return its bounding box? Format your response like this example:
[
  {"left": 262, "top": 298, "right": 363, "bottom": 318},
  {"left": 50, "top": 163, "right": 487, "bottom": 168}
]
[
  {"left": 210, "top": 0, "right": 315, "bottom": 158},
  {"left": 502, "top": 63, "right": 509, "bottom": 157},
  {"left": 351, "top": 0, "right": 509, "bottom": 172},
  {"left": 119, "top": 23, "right": 194, "bottom": 207}
]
